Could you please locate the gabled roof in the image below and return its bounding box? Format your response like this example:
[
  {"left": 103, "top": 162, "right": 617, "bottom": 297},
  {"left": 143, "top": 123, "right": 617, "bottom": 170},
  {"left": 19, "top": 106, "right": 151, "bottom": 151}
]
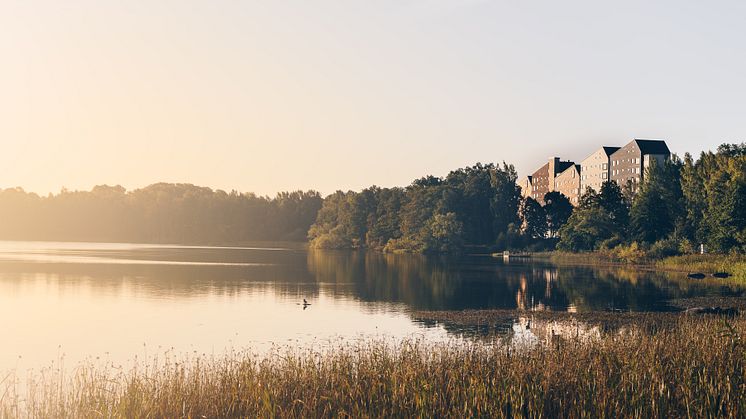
[
  {"left": 602, "top": 146, "right": 621, "bottom": 156},
  {"left": 558, "top": 164, "right": 581, "bottom": 177},
  {"left": 556, "top": 161, "right": 575, "bottom": 173},
  {"left": 634, "top": 139, "right": 670, "bottom": 155}
]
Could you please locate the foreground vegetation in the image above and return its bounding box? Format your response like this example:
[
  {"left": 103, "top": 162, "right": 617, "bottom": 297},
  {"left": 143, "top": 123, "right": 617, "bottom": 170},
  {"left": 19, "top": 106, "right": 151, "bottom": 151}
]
[{"left": 3, "top": 315, "right": 745, "bottom": 418}]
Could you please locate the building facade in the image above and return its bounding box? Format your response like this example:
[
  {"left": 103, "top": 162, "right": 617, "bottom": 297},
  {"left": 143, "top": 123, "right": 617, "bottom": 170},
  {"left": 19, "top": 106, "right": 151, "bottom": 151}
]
[
  {"left": 520, "top": 139, "right": 670, "bottom": 205},
  {"left": 609, "top": 139, "right": 670, "bottom": 193},
  {"left": 519, "top": 176, "right": 533, "bottom": 200},
  {"left": 554, "top": 164, "right": 581, "bottom": 204},
  {"left": 579, "top": 146, "right": 620, "bottom": 192},
  {"left": 523, "top": 157, "right": 575, "bottom": 203}
]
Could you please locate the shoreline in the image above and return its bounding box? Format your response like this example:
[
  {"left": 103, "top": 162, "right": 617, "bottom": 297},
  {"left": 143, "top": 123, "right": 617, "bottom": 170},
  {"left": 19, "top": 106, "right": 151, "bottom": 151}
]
[{"left": 513, "top": 251, "right": 746, "bottom": 282}]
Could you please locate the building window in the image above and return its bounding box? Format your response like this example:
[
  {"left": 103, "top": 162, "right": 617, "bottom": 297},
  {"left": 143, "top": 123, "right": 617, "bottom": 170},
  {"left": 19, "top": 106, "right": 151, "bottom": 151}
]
[{"left": 602, "top": 173, "right": 607, "bottom": 179}]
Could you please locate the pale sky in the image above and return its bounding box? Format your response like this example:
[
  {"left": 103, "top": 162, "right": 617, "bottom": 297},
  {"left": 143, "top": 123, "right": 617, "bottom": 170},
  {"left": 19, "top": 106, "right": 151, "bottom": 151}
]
[{"left": 1, "top": 0, "right": 744, "bottom": 196}]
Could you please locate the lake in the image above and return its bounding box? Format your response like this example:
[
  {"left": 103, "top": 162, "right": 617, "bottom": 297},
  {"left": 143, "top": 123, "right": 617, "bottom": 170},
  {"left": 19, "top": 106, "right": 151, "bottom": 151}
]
[{"left": 0, "top": 241, "right": 743, "bottom": 372}]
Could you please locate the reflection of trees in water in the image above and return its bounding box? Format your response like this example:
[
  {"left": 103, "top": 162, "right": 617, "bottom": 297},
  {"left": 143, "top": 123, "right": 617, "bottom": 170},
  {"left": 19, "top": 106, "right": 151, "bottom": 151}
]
[
  {"left": 3, "top": 248, "right": 744, "bottom": 311},
  {"left": 0, "top": 255, "right": 323, "bottom": 300},
  {"left": 307, "top": 251, "right": 573, "bottom": 310},
  {"left": 307, "top": 251, "right": 460, "bottom": 308},
  {"left": 552, "top": 265, "right": 746, "bottom": 312},
  {"left": 308, "top": 252, "right": 746, "bottom": 312}
]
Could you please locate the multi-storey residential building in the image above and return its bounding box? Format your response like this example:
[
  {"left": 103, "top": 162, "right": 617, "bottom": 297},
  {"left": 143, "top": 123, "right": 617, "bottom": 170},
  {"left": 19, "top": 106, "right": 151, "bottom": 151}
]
[
  {"left": 579, "top": 146, "right": 620, "bottom": 192},
  {"left": 554, "top": 164, "right": 581, "bottom": 204},
  {"left": 609, "top": 139, "right": 670, "bottom": 193},
  {"left": 522, "top": 157, "right": 575, "bottom": 203}
]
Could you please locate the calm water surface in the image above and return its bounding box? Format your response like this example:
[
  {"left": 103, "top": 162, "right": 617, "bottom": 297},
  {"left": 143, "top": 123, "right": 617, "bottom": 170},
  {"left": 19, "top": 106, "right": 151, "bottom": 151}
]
[{"left": 0, "top": 241, "right": 743, "bottom": 371}]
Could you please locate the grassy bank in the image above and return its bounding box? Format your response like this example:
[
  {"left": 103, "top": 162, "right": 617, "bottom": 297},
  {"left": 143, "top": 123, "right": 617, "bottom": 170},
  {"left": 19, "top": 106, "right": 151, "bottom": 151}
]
[
  {"left": 539, "top": 251, "right": 746, "bottom": 282},
  {"left": 2, "top": 315, "right": 745, "bottom": 418},
  {"left": 657, "top": 254, "right": 746, "bottom": 279}
]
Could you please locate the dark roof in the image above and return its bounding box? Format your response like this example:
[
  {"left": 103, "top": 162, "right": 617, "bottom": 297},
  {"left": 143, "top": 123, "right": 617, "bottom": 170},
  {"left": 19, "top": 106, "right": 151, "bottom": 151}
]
[
  {"left": 556, "top": 161, "right": 575, "bottom": 173},
  {"left": 602, "top": 146, "right": 621, "bottom": 156},
  {"left": 634, "top": 139, "right": 670, "bottom": 155}
]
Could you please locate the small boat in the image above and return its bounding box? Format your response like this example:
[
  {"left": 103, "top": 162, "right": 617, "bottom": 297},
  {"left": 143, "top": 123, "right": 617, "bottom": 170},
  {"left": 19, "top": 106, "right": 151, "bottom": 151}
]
[
  {"left": 712, "top": 272, "right": 731, "bottom": 279},
  {"left": 687, "top": 272, "right": 706, "bottom": 280}
]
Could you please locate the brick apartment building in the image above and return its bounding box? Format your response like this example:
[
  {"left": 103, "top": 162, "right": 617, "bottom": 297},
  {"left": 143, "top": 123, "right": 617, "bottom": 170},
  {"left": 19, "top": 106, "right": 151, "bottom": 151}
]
[
  {"left": 520, "top": 157, "right": 575, "bottom": 204},
  {"left": 520, "top": 139, "right": 670, "bottom": 205}
]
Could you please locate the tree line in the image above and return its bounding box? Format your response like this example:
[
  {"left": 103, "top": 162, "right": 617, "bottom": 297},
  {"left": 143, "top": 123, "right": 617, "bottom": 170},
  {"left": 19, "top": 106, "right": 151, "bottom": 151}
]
[
  {"left": 1, "top": 143, "right": 741, "bottom": 253},
  {"left": 0, "top": 183, "right": 322, "bottom": 244},
  {"left": 310, "top": 143, "right": 745, "bottom": 255},
  {"left": 308, "top": 163, "right": 522, "bottom": 253}
]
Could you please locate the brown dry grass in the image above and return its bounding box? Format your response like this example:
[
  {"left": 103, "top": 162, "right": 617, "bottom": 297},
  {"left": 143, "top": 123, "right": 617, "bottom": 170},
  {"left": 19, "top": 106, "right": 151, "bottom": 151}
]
[{"left": 1, "top": 315, "right": 744, "bottom": 418}]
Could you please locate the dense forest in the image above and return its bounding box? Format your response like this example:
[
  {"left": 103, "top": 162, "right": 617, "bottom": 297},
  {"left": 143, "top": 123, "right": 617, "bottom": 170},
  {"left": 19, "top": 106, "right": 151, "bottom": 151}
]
[
  {"left": 310, "top": 143, "right": 746, "bottom": 255},
  {"left": 308, "top": 163, "right": 522, "bottom": 253},
  {"left": 0, "top": 184, "right": 322, "bottom": 244}
]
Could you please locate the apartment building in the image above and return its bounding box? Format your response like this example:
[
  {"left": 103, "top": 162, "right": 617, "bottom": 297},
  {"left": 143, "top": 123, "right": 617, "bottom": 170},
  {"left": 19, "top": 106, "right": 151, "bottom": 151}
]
[
  {"left": 520, "top": 139, "right": 670, "bottom": 205},
  {"left": 521, "top": 157, "right": 575, "bottom": 203},
  {"left": 554, "top": 164, "right": 581, "bottom": 204},
  {"left": 609, "top": 139, "right": 670, "bottom": 193},
  {"left": 579, "top": 146, "right": 620, "bottom": 192}
]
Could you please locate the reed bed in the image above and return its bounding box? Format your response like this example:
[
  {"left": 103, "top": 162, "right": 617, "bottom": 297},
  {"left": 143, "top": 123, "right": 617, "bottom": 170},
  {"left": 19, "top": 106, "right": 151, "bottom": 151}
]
[
  {"left": 1, "top": 316, "right": 745, "bottom": 418},
  {"left": 657, "top": 254, "right": 746, "bottom": 282}
]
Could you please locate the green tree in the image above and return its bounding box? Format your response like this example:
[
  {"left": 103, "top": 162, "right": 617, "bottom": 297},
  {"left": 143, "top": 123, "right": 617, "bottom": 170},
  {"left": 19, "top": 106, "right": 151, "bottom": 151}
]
[
  {"left": 422, "top": 212, "right": 465, "bottom": 253},
  {"left": 543, "top": 191, "right": 573, "bottom": 238},
  {"left": 519, "top": 197, "right": 547, "bottom": 239},
  {"left": 578, "top": 186, "right": 600, "bottom": 209},
  {"left": 598, "top": 181, "right": 629, "bottom": 230},
  {"left": 630, "top": 158, "right": 684, "bottom": 244},
  {"left": 557, "top": 206, "right": 616, "bottom": 252}
]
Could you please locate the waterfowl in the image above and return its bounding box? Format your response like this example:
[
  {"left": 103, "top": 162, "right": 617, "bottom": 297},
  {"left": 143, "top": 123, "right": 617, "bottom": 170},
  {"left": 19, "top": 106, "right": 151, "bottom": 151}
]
[
  {"left": 712, "top": 272, "right": 731, "bottom": 279},
  {"left": 687, "top": 272, "right": 706, "bottom": 280}
]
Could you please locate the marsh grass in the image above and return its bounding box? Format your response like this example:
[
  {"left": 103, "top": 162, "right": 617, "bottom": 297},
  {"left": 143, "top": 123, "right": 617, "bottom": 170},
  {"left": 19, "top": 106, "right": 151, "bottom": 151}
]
[
  {"left": 544, "top": 251, "right": 746, "bottom": 282},
  {"left": 657, "top": 254, "right": 746, "bottom": 281},
  {"left": 1, "top": 316, "right": 745, "bottom": 418}
]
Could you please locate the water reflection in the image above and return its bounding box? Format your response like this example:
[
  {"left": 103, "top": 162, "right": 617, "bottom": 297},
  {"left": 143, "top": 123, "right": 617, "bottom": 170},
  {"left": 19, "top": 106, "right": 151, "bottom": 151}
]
[
  {"left": 306, "top": 250, "right": 745, "bottom": 312},
  {"left": 0, "top": 242, "right": 743, "bottom": 371}
]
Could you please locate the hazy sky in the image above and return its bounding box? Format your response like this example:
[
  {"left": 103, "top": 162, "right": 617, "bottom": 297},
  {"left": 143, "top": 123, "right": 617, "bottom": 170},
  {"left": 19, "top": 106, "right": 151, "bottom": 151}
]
[{"left": 1, "top": 0, "right": 744, "bottom": 196}]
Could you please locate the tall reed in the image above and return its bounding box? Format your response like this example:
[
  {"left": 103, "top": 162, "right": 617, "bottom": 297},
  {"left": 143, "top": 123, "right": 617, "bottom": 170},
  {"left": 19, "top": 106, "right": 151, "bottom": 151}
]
[{"left": 2, "top": 316, "right": 744, "bottom": 418}]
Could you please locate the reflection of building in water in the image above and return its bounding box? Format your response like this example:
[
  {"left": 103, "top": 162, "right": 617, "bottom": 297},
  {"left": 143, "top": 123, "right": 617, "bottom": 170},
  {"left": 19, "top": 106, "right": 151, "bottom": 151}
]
[
  {"left": 544, "top": 268, "right": 556, "bottom": 299},
  {"left": 515, "top": 268, "right": 559, "bottom": 311},
  {"left": 513, "top": 316, "right": 601, "bottom": 345},
  {"left": 515, "top": 274, "right": 528, "bottom": 310}
]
